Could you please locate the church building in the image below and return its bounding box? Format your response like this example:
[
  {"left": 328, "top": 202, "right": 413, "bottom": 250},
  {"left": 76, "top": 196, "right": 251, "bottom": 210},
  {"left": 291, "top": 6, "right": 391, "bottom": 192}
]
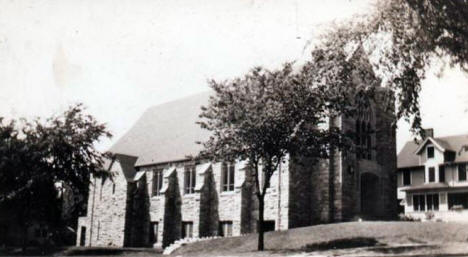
[{"left": 76, "top": 89, "right": 397, "bottom": 248}]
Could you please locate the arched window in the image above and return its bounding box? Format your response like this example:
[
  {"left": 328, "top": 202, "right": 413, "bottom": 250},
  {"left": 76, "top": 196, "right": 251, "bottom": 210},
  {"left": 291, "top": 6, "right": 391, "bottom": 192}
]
[{"left": 355, "top": 104, "right": 374, "bottom": 160}]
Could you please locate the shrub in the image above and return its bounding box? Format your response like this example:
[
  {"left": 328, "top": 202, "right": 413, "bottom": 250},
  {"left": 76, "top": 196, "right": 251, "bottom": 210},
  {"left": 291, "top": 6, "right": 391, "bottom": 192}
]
[
  {"left": 425, "top": 211, "right": 435, "bottom": 221},
  {"left": 398, "top": 213, "right": 420, "bottom": 222}
]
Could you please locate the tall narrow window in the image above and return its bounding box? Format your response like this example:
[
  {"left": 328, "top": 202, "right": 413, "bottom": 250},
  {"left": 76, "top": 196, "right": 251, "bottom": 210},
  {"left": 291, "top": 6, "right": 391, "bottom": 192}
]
[
  {"left": 439, "top": 165, "right": 445, "bottom": 183},
  {"left": 427, "top": 194, "right": 439, "bottom": 211},
  {"left": 219, "top": 221, "right": 233, "bottom": 237},
  {"left": 97, "top": 221, "right": 101, "bottom": 240},
  {"left": 361, "top": 120, "right": 367, "bottom": 158},
  {"left": 355, "top": 112, "right": 373, "bottom": 161},
  {"left": 222, "top": 162, "right": 235, "bottom": 192},
  {"left": 366, "top": 123, "right": 372, "bottom": 160},
  {"left": 152, "top": 169, "right": 164, "bottom": 196},
  {"left": 459, "top": 164, "right": 466, "bottom": 181},
  {"left": 403, "top": 170, "right": 411, "bottom": 186},
  {"left": 413, "top": 195, "right": 426, "bottom": 212},
  {"left": 428, "top": 167, "right": 435, "bottom": 182},
  {"left": 355, "top": 120, "right": 361, "bottom": 159},
  {"left": 427, "top": 194, "right": 433, "bottom": 210},
  {"left": 427, "top": 146, "right": 434, "bottom": 159},
  {"left": 181, "top": 222, "right": 193, "bottom": 238},
  {"left": 184, "top": 166, "right": 196, "bottom": 194},
  {"left": 413, "top": 195, "right": 419, "bottom": 211},
  {"left": 150, "top": 222, "right": 159, "bottom": 243}
]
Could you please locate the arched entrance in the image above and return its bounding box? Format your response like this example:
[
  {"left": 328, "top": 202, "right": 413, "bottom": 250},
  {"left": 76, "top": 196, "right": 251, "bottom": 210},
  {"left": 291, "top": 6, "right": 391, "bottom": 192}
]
[{"left": 360, "top": 172, "right": 379, "bottom": 218}]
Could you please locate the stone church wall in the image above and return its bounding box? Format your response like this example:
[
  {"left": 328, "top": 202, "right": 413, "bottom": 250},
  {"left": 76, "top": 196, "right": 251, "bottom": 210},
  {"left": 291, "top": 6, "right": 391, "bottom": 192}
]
[{"left": 76, "top": 168, "right": 128, "bottom": 247}]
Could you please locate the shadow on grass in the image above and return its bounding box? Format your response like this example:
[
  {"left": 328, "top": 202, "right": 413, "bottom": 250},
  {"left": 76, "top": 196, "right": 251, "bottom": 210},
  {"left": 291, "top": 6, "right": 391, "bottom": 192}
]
[
  {"left": 302, "top": 237, "right": 380, "bottom": 252},
  {"left": 58, "top": 247, "right": 162, "bottom": 256},
  {"left": 0, "top": 247, "right": 67, "bottom": 256},
  {"left": 370, "top": 244, "right": 438, "bottom": 254},
  {"left": 62, "top": 248, "right": 125, "bottom": 256}
]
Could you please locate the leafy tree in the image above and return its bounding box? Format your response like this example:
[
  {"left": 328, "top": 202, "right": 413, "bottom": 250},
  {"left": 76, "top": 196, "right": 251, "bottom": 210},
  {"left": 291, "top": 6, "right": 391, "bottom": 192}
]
[
  {"left": 197, "top": 63, "right": 364, "bottom": 250},
  {"left": 317, "top": 0, "right": 467, "bottom": 136},
  {"left": 0, "top": 104, "right": 111, "bottom": 246}
]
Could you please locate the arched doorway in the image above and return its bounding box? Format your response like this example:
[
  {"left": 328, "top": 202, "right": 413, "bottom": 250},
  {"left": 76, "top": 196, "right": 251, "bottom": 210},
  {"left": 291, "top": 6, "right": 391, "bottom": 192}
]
[{"left": 360, "top": 173, "right": 379, "bottom": 218}]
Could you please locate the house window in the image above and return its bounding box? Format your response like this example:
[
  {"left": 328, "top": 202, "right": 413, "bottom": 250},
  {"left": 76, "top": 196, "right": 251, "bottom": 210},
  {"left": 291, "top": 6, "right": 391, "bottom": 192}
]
[
  {"left": 458, "top": 164, "right": 466, "bottom": 181},
  {"left": 403, "top": 170, "right": 411, "bottom": 186},
  {"left": 448, "top": 192, "right": 468, "bottom": 210},
  {"left": 439, "top": 165, "right": 445, "bottom": 183},
  {"left": 219, "top": 221, "right": 233, "bottom": 237},
  {"left": 184, "top": 166, "right": 196, "bottom": 194},
  {"left": 427, "top": 146, "right": 434, "bottom": 159},
  {"left": 152, "top": 169, "right": 164, "bottom": 196},
  {"left": 222, "top": 162, "right": 235, "bottom": 192},
  {"left": 413, "top": 195, "right": 426, "bottom": 212},
  {"left": 428, "top": 167, "right": 435, "bottom": 182},
  {"left": 149, "top": 222, "right": 159, "bottom": 243},
  {"left": 426, "top": 194, "right": 439, "bottom": 211},
  {"left": 181, "top": 222, "right": 193, "bottom": 238}
]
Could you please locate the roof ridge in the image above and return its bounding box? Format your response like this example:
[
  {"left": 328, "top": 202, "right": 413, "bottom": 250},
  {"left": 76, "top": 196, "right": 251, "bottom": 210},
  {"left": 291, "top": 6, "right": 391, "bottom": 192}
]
[
  {"left": 146, "top": 90, "right": 211, "bottom": 111},
  {"left": 435, "top": 133, "right": 468, "bottom": 140},
  {"left": 401, "top": 133, "right": 468, "bottom": 144}
]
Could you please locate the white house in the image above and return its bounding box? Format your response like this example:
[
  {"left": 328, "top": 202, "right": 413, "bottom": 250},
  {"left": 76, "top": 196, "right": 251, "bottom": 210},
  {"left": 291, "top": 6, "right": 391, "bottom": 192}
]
[{"left": 397, "top": 129, "right": 468, "bottom": 221}]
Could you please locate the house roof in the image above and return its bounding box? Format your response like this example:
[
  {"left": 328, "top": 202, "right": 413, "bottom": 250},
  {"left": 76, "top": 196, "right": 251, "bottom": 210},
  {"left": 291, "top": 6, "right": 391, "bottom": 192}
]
[
  {"left": 398, "top": 134, "right": 468, "bottom": 169},
  {"left": 110, "top": 91, "right": 212, "bottom": 167},
  {"left": 414, "top": 137, "right": 445, "bottom": 154},
  {"left": 400, "top": 182, "right": 449, "bottom": 192}
]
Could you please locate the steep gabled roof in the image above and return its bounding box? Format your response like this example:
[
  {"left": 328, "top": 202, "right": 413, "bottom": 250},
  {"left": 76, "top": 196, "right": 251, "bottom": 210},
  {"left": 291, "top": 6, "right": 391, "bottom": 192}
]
[
  {"left": 110, "top": 91, "right": 212, "bottom": 167},
  {"left": 397, "top": 140, "right": 421, "bottom": 169},
  {"left": 398, "top": 134, "right": 468, "bottom": 169},
  {"left": 413, "top": 137, "right": 446, "bottom": 154}
]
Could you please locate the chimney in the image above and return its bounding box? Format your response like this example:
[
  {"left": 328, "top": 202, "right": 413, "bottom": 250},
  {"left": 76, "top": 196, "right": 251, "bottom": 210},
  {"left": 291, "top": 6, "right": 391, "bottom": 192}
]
[{"left": 423, "top": 128, "right": 434, "bottom": 139}]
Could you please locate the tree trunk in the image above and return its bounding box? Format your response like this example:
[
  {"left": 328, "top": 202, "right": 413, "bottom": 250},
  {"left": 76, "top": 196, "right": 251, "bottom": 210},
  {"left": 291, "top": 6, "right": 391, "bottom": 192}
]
[
  {"left": 257, "top": 194, "right": 265, "bottom": 251},
  {"left": 21, "top": 224, "right": 28, "bottom": 252}
]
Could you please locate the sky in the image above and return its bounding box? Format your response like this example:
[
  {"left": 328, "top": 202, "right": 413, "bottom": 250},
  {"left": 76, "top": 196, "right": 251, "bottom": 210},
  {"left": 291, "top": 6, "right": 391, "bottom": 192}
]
[{"left": 0, "top": 0, "right": 467, "bottom": 153}]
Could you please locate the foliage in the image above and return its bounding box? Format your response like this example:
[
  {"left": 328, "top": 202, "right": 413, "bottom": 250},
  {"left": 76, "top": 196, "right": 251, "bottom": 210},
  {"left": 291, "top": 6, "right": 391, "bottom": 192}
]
[
  {"left": 314, "top": 0, "right": 467, "bottom": 136},
  {"left": 0, "top": 104, "right": 111, "bottom": 244},
  {"left": 197, "top": 59, "right": 378, "bottom": 249},
  {"left": 198, "top": 0, "right": 467, "bottom": 251}
]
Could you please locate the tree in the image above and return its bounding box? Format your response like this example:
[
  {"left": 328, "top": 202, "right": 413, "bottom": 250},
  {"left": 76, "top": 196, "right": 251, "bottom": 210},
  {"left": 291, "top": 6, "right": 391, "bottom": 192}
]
[
  {"left": 197, "top": 63, "right": 361, "bottom": 250},
  {"left": 0, "top": 104, "right": 111, "bottom": 246},
  {"left": 316, "top": 0, "right": 467, "bottom": 136}
]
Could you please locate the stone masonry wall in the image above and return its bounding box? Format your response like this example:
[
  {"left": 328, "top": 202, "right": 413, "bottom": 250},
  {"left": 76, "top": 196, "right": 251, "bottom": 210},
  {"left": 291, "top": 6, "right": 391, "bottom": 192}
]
[
  {"left": 139, "top": 158, "right": 290, "bottom": 246},
  {"left": 76, "top": 165, "right": 128, "bottom": 247},
  {"left": 263, "top": 160, "right": 290, "bottom": 231},
  {"left": 374, "top": 91, "right": 397, "bottom": 220},
  {"left": 288, "top": 156, "right": 313, "bottom": 228},
  {"left": 338, "top": 90, "right": 397, "bottom": 220}
]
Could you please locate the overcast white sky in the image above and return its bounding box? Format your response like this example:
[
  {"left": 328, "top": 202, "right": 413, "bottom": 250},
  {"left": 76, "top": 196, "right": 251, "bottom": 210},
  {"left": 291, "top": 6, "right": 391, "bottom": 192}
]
[{"left": 1, "top": 0, "right": 467, "bottom": 153}]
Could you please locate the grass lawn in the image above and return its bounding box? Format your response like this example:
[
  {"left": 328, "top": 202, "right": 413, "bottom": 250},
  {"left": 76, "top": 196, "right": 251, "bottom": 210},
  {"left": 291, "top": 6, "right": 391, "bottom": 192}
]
[{"left": 171, "top": 221, "right": 468, "bottom": 256}]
